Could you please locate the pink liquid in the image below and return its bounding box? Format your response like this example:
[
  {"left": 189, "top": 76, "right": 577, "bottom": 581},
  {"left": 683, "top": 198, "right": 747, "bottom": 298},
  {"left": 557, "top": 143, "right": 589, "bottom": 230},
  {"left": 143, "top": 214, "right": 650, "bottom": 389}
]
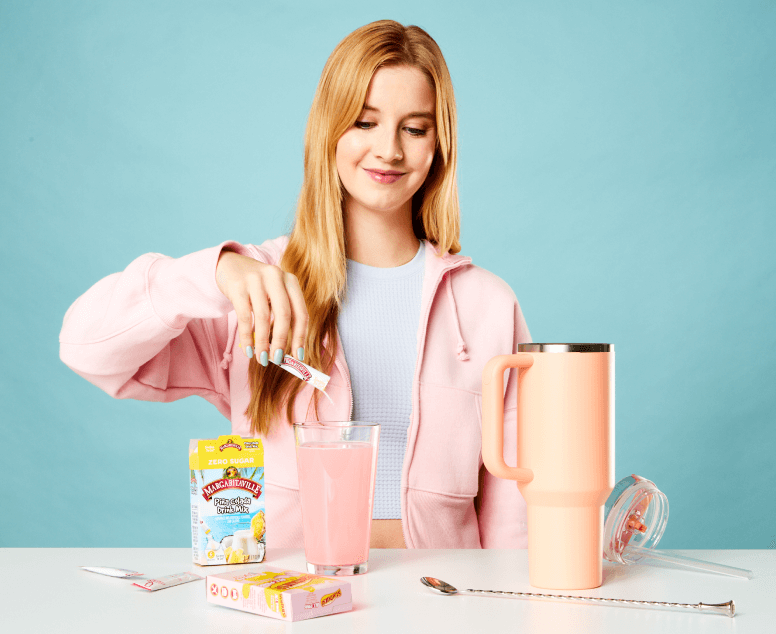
[{"left": 296, "top": 441, "right": 376, "bottom": 566}]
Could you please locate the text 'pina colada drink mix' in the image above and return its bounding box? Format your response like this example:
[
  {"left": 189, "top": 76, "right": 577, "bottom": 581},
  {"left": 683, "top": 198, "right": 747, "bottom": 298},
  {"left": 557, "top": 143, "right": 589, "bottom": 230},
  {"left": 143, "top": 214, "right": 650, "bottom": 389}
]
[{"left": 189, "top": 435, "right": 266, "bottom": 565}]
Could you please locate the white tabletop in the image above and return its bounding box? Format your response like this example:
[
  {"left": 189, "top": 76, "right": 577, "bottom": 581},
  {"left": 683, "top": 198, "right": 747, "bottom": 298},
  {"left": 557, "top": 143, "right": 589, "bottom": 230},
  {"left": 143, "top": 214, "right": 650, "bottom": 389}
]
[{"left": 2, "top": 548, "right": 773, "bottom": 633}]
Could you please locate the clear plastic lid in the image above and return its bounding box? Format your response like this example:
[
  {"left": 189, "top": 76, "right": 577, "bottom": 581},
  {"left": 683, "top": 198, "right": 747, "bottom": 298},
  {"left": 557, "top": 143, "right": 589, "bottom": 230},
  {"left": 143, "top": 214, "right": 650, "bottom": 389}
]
[{"left": 603, "top": 474, "right": 669, "bottom": 564}]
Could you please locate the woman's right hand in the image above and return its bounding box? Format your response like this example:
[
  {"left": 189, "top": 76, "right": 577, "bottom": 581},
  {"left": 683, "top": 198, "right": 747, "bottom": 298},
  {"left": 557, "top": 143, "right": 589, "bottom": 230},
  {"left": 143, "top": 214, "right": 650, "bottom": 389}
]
[{"left": 216, "top": 250, "right": 309, "bottom": 366}]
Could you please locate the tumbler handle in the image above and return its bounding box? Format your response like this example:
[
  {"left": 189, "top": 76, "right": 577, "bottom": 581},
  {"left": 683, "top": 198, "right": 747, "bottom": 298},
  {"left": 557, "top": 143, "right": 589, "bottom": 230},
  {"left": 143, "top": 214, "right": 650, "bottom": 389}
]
[{"left": 481, "top": 354, "right": 535, "bottom": 483}]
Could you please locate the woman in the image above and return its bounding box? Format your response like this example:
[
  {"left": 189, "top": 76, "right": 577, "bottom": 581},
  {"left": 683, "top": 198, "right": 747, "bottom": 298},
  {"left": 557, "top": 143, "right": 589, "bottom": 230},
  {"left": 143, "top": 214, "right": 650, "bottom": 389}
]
[{"left": 60, "top": 20, "right": 531, "bottom": 549}]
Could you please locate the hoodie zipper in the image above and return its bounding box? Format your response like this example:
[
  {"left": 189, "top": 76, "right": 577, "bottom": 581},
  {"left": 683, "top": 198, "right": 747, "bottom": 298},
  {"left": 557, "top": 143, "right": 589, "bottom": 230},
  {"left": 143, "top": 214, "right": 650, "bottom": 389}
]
[{"left": 400, "top": 256, "right": 472, "bottom": 549}]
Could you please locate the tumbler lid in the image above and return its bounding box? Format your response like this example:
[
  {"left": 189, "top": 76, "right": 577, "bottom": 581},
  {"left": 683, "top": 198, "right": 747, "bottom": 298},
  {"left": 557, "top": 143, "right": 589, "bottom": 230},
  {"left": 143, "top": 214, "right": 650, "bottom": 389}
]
[
  {"left": 603, "top": 474, "right": 669, "bottom": 564},
  {"left": 518, "top": 343, "right": 613, "bottom": 353}
]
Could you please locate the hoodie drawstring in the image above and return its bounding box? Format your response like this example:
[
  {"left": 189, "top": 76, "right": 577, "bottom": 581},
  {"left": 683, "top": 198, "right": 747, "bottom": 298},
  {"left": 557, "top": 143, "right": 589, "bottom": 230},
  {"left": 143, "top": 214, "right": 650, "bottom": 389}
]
[
  {"left": 445, "top": 272, "right": 469, "bottom": 361},
  {"left": 219, "top": 313, "right": 237, "bottom": 370}
]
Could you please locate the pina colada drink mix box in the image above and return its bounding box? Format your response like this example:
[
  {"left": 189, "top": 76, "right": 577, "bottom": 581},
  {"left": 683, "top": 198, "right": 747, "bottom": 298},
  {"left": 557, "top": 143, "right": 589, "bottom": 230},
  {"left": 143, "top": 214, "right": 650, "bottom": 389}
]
[
  {"left": 189, "top": 435, "right": 266, "bottom": 565},
  {"left": 206, "top": 567, "right": 352, "bottom": 621}
]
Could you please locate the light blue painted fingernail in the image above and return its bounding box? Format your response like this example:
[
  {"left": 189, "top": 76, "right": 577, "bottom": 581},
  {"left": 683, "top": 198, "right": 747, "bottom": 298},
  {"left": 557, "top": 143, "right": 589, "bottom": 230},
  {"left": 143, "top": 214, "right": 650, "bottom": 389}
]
[
  {"left": 274, "top": 349, "right": 285, "bottom": 365},
  {"left": 259, "top": 350, "right": 268, "bottom": 367},
  {"left": 297, "top": 347, "right": 305, "bottom": 362},
  {"left": 245, "top": 346, "right": 253, "bottom": 359}
]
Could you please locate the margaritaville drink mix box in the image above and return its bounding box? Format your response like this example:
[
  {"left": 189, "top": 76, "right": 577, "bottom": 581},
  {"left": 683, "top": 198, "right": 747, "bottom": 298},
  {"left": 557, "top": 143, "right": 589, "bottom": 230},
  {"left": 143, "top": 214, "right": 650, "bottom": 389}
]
[
  {"left": 189, "top": 435, "right": 266, "bottom": 565},
  {"left": 206, "top": 567, "right": 352, "bottom": 621}
]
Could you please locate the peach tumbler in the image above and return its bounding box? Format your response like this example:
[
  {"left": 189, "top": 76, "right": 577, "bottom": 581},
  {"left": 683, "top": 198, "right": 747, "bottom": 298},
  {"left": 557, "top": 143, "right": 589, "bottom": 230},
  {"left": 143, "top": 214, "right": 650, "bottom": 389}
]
[{"left": 482, "top": 344, "right": 614, "bottom": 590}]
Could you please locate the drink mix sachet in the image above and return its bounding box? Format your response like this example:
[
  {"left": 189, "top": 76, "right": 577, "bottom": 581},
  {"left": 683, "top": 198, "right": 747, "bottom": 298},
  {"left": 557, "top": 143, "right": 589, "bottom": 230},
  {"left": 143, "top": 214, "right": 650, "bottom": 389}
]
[
  {"left": 189, "top": 435, "right": 266, "bottom": 565},
  {"left": 275, "top": 353, "right": 334, "bottom": 404}
]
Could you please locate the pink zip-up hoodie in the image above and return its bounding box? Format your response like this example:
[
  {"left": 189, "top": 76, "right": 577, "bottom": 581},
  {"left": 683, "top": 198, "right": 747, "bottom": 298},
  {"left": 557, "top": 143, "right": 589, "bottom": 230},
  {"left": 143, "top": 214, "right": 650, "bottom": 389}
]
[{"left": 60, "top": 236, "right": 531, "bottom": 549}]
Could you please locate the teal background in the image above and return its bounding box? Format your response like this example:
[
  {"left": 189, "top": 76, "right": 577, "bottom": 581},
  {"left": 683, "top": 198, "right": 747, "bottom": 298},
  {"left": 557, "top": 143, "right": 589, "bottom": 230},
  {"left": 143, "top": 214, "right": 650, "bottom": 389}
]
[{"left": 2, "top": 1, "right": 774, "bottom": 548}]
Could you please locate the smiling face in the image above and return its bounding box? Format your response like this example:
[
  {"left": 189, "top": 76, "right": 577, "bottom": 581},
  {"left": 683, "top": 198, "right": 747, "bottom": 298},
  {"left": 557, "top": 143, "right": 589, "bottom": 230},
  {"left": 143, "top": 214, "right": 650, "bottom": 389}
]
[{"left": 336, "top": 64, "right": 437, "bottom": 223}]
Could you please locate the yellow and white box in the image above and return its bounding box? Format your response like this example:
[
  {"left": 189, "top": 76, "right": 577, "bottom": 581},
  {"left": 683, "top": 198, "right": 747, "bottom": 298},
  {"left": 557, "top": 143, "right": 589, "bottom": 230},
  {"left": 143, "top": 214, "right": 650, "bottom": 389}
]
[
  {"left": 206, "top": 567, "right": 352, "bottom": 621},
  {"left": 189, "top": 435, "right": 266, "bottom": 566}
]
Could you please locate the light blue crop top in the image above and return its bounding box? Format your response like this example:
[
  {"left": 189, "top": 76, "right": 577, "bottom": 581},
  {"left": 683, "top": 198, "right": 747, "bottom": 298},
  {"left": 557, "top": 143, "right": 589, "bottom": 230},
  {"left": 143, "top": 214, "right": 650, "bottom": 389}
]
[{"left": 337, "top": 242, "right": 425, "bottom": 519}]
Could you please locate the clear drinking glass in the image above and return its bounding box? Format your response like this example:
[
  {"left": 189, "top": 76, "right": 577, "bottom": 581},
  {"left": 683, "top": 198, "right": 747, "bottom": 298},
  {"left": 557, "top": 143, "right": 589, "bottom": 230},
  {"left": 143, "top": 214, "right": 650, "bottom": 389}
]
[{"left": 293, "top": 421, "right": 380, "bottom": 575}]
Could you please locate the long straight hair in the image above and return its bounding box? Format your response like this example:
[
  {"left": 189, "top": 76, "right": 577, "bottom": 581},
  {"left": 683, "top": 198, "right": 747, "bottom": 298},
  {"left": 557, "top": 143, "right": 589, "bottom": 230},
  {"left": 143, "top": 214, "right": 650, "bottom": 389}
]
[{"left": 245, "top": 20, "right": 461, "bottom": 436}]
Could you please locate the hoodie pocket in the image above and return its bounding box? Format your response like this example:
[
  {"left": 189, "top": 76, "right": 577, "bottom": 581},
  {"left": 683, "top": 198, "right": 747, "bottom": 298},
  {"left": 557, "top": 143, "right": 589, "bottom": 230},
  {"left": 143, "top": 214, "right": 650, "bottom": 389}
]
[{"left": 409, "top": 383, "right": 482, "bottom": 497}]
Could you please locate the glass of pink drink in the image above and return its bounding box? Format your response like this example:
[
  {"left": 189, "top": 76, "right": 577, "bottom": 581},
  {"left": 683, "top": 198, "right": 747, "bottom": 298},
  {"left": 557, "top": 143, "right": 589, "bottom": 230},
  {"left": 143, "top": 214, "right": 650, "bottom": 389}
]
[{"left": 293, "top": 421, "right": 380, "bottom": 576}]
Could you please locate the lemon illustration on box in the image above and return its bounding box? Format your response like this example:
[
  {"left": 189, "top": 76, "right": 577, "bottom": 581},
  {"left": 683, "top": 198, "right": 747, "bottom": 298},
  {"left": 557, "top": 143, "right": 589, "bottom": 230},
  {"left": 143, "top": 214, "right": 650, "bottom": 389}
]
[{"left": 189, "top": 435, "right": 266, "bottom": 565}]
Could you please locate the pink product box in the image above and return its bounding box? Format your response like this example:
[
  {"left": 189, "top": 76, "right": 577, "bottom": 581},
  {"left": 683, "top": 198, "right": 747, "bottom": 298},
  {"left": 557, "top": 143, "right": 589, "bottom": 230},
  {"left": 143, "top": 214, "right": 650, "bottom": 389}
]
[{"left": 206, "top": 567, "right": 352, "bottom": 622}]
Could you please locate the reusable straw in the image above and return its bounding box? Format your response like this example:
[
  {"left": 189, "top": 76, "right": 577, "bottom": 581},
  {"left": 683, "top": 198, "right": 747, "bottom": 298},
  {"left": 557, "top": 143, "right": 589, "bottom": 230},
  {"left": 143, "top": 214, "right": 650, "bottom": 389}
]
[{"left": 624, "top": 544, "right": 753, "bottom": 579}]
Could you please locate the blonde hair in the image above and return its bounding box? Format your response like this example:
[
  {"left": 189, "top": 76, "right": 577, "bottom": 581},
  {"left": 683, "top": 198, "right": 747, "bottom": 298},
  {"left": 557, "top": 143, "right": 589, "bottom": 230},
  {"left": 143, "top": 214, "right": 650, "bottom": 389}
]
[{"left": 245, "top": 20, "right": 461, "bottom": 435}]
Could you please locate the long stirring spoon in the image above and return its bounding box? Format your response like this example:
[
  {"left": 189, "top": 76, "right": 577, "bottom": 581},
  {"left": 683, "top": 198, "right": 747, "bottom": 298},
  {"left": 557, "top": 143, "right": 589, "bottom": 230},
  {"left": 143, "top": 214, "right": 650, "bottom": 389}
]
[{"left": 420, "top": 577, "right": 735, "bottom": 618}]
